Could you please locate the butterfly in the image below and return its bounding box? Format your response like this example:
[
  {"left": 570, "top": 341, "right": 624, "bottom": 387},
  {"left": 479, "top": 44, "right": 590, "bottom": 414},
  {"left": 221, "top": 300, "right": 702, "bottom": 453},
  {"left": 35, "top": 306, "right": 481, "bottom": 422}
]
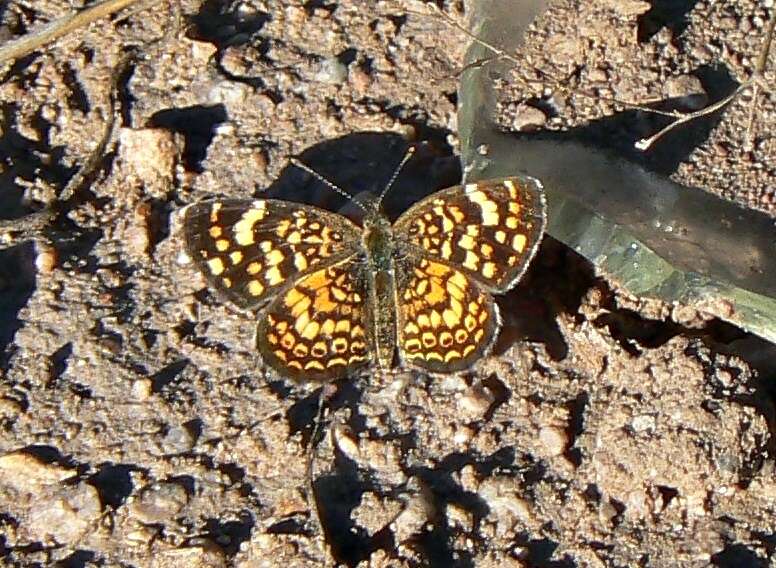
[{"left": 181, "top": 150, "right": 546, "bottom": 381}]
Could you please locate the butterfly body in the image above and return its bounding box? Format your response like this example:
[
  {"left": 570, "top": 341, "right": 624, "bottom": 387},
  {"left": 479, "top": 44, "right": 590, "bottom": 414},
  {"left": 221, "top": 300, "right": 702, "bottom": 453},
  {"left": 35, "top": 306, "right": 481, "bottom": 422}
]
[{"left": 182, "top": 176, "right": 546, "bottom": 381}]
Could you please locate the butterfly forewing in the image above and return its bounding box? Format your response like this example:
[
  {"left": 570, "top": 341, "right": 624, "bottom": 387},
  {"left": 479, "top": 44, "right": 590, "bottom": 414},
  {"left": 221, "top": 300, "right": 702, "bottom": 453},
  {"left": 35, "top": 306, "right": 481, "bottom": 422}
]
[
  {"left": 183, "top": 199, "right": 361, "bottom": 309},
  {"left": 256, "top": 256, "right": 373, "bottom": 381},
  {"left": 393, "top": 177, "right": 546, "bottom": 292},
  {"left": 394, "top": 256, "right": 500, "bottom": 373}
]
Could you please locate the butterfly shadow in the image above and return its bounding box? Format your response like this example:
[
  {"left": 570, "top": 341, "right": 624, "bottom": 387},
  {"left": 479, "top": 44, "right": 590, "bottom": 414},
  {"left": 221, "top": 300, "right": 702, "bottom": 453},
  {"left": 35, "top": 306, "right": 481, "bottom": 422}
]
[
  {"left": 492, "top": 236, "right": 596, "bottom": 362},
  {"left": 260, "top": 131, "right": 461, "bottom": 223}
]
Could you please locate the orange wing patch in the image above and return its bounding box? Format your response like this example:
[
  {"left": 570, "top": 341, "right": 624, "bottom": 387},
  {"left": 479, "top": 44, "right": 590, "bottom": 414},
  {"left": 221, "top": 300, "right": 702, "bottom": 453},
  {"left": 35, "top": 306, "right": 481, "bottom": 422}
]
[
  {"left": 256, "top": 257, "right": 372, "bottom": 381},
  {"left": 395, "top": 257, "right": 500, "bottom": 373}
]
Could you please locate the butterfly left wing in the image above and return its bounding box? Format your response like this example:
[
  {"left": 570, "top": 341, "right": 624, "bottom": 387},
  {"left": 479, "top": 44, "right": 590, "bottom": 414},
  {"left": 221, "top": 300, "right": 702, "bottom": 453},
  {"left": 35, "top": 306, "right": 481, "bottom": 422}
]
[
  {"left": 393, "top": 177, "right": 546, "bottom": 293},
  {"left": 394, "top": 256, "right": 500, "bottom": 373},
  {"left": 182, "top": 199, "right": 361, "bottom": 310},
  {"left": 256, "top": 256, "right": 373, "bottom": 381}
]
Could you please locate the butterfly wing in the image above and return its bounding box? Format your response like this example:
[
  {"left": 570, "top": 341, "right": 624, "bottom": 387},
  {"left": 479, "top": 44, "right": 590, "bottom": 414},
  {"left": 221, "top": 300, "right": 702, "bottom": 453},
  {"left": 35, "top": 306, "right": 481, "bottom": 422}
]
[
  {"left": 182, "top": 199, "right": 362, "bottom": 309},
  {"left": 394, "top": 255, "right": 500, "bottom": 373},
  {"left": 393, "top": 177, "right": 546, "bottom": 293},
  {"left": 256, "top": 256, "right": 373, "bottom": 381}
]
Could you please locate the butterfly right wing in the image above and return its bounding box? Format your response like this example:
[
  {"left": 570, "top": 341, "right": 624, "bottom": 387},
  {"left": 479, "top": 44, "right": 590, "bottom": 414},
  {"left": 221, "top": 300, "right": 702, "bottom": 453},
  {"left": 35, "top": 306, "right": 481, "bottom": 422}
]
[
  {"left": 256, "top": 256, "right": 373, "bottom": 381},
  {"left": 394, "top": 255, "right": 501, "bottom": 373},
  {"left": 182, "top": 199, "right": 361, "bottom": 310},
  {"left": 393, "top": 177, "right": 546, "bottom": 293}
]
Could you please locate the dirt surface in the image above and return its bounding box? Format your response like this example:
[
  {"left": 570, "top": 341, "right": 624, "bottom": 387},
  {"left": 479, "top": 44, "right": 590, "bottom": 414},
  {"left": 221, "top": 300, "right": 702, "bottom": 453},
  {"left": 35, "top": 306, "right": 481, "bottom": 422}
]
[{"left": 0, "top": 1, "right": 775, "bottom": 567}]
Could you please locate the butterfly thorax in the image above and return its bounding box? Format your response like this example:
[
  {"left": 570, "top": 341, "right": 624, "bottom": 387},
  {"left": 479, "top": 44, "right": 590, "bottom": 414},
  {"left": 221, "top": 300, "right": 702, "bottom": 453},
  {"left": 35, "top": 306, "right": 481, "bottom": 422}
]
[{"left": 362, "top": 211, "right": 395, "bottom": 271}]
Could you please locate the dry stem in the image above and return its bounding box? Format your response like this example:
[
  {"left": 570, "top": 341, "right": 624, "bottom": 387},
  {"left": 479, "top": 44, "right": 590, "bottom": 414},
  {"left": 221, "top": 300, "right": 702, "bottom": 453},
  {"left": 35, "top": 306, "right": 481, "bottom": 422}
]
[{"left": 0, "top": 0, "right": 152, "bottom": 65}]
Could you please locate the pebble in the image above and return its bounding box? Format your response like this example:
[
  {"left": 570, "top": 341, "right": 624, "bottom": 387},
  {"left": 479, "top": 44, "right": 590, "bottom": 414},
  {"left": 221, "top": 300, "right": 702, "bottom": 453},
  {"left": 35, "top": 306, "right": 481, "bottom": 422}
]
[
  {"left": 446, "top": 503, "right": 474, "bottom": 531},
  {"left": 157, "top": 542, "right": 226, "bottom": 567},
  {"left": 35, "top": 243, "right": 57, "bottom": 274},
  {"left": 209, "top": 81, "right": 250, "bottom": 105},
  {"left": 664, "top": 75, "right": 708, "bottom": 110},
  {"left": 478, "top": 477, "right": 533, "bottom": 535},
  {"left": 118, "top": 128, "right": 177, "bottom": 186},
  {"left": 26, "top": 483, "right": 101, "bottom": 544},
  {"left": 0, "top": 451, "right": 73, "bottom": 490},
  {"left": 315, "top": 57, "right": 348, "bottom": 84},
  {"left": 538, "top": 426, "right": 568, "bottom": 456},
  {"left": 160, "top": 425, "right": 196, "bottom": 454},
  {"left": 511, "top": 104, "right": 548, "bottom": 131},
  {"left": 129, "top": 483, "right": 189, "bottom": 524},
  {"left": 350, "top": 67, "right": 372, "bottom": 93},
  {"left": 631, "top": 414, "right": 656, "bottom": 433},
  {"left": 391, "top": 495, "right": 430, "bottom": 543},
  {"left": 600, "top": 0, "right": 651, "bottom": 16},
  {"left": 459, "top": 384, "right": 496, "bottom": 420},
  {"left": 131, "top": 378, "right": 153, "bottom": 401},
  {"left": 351, "top": 492, "right": 402, "bottom": 536},
  {"left": 332, "top": 424, "right": 360, "bottom": 460},
  {"left": 0, "top": 398, "right": 23, "bottom": 417}
]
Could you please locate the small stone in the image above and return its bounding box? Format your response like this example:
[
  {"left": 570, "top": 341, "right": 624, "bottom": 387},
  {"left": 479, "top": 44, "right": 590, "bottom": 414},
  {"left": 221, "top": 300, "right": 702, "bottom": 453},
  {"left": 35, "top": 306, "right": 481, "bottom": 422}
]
[
  {"left": 272, "top": 488, "right": 308, "bottom": 517},
  {"left": 189, "top": 39, "right": 218, "bottom": 63},
  {"left": 0, "top": 452, "right": 74, "bottom": 490},
  {"left": 209, "top": 82, "right": 250, "bottom": 105},
  {"left": 598, "top": 0, "right": 651, "bottom": 16},
  {"left": 453, "top": 425, "right": 475, "bottom": 445},
  {"left": 126, "top": 525, "right": 157, "bottom": 546},
  {"left": 0, "top": 398, "right": 23, "bottom": 417},
  {"left": 478, "top": 477, "right": 533, "bottom": 535},
  {"left": 351, "top": 492, "right": 403, "bottom": 536},
  {"left": 129, "top": 483, "right": 189, "bottom": 524},
  {"left": 392, "top": 495, "right": 430, "bottom": 543},
  {"left": 25, "top": 483, "right": 101, "bottom": 544},
  {"left": 131, "top": 379, "right": 153, "bottom": 401},
  {"left": 160, "top": 425, "right": 196, "bottom": 453},
  {"left": 118, "top": 128, "right": 178, "bottom": 186},
  {"left": 126, "top": 202, "right": 152, "bottom": 256},
  {"left": 459, "top": 384, "right": 496, "bottom": 420},
  {"left": 154, "top": 541, "right": 226, "bottom": 567},
  {"left": 35, "top": 243, "right": 57, "bottom": 274},
  {"left": 446, "top": 503, "right": 473, "bottom": 531},
  {"left": 350, "top": 67, "right": 372, "bottom": 94},
  {"left": 332, "top": 424, "right": 360, "bottom": 460},
  {"left": 664, "top": 75, "right": 708, "bottom": 110},
  {"left": 315, "top": 57, "right": 348, "bottom": 84},
  {"left": 511, "top": 104, "right": 548, "bottom": 131},
  {"left": 538, "top": 426, "right": 568, "bottom": 456},
  {"left": 631, "top": 414, "right": 655, "bottom": 433}
]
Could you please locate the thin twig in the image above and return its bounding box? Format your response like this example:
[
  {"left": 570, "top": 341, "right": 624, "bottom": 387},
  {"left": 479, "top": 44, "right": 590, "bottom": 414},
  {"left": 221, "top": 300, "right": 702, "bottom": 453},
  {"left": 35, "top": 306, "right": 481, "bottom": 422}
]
[
  {"left": 0, "top": 0, "right": 151, "bottom": 65},
  {"left": 633, "top": 83, "right": 749, "bottom": 150},
  {"left": 638, "top": 11, "right": 774, "bottom": 150}
]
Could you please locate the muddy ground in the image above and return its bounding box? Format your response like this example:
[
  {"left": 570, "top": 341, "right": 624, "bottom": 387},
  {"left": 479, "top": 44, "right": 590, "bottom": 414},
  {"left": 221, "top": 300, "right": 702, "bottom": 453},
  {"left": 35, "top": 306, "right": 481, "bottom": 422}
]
[{"left": 0, "top": 0, "right": 775, "bottom": 567}]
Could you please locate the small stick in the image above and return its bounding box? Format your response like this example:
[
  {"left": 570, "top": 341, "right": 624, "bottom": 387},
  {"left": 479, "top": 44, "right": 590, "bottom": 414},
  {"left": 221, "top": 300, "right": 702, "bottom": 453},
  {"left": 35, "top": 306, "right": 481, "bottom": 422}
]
[
  {"left": 638, "top": 11, "right": 774, "bottom": 150},
  {"left": 0, "top": 0, "right": 151, "bottom": 65}
]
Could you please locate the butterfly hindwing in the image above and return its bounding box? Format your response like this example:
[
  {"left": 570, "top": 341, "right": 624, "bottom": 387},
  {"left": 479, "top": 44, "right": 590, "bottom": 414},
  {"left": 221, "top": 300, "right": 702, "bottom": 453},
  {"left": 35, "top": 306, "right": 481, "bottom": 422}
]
[
  {"left": 256, "top": 256, "right": 373, "bottom": 381},
  {"left": 394, "top": 255, "right": 501, "bottom": 373}
]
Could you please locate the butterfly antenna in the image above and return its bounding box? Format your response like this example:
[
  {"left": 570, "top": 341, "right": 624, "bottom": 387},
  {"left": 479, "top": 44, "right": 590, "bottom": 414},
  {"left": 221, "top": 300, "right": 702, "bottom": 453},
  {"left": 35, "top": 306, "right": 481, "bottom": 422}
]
[
  {"left": 290, "top": 158, "right": 369, "bottom": 213},
  {"left": 377, "top": 146, "right": 416, "bottom": 207}
]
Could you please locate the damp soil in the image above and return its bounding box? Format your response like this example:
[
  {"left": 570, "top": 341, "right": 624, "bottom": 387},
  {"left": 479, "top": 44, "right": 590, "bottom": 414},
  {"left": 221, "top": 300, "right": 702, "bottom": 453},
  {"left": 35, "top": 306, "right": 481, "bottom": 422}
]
[{"left": 0, "top": 1, "right": 774, "bottom": 567}]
